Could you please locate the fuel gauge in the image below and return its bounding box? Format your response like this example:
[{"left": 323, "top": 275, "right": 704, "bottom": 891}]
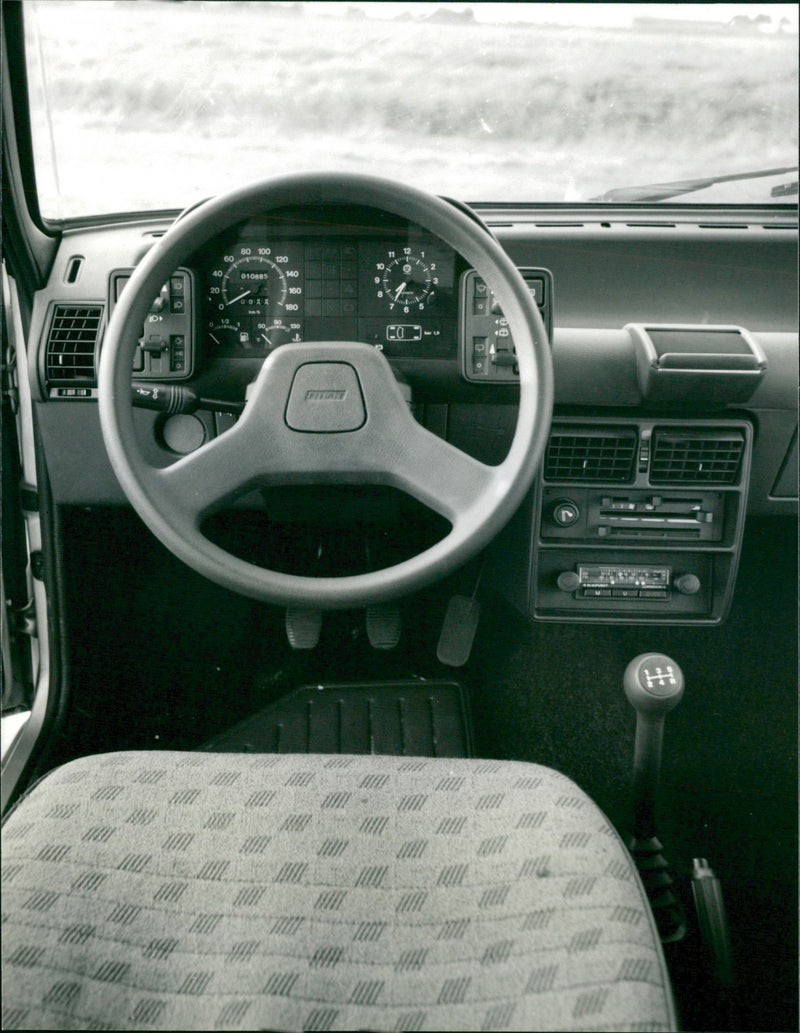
[{"left": 208, "top": 320, "right": 253, "bottom": 350}]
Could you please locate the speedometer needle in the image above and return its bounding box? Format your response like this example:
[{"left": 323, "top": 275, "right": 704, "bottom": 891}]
[
  {"left": 226, "top": 290, "right": 251, "bottom": 306},
  {"left": 393, "top": 282, "right": 407, "bottom": 303}
]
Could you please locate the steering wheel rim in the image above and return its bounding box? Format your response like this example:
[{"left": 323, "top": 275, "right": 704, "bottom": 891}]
[{"left": 99, "top": 172, "right": 553, "bottom": 608}]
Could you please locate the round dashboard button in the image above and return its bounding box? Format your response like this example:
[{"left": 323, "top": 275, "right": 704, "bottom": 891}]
[
  {"left": 553, "top": 499, "right": 580, "bottom": 527},
  {"left": 162, "top": 414, "right": 206, "bottom": 455}
]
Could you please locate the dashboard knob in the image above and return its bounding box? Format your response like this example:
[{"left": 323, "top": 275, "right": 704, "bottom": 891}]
[
  {"left": 552, "top": 499, "right": 580, "bottom": 527},
  {"left": 557, "top": 570, "right": 581, "bottom": 593},
  {"left": 675, "top": 573, "right": 701, "bottom": 595}
]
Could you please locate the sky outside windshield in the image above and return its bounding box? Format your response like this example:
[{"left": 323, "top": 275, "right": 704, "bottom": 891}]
[{"left": 24, "top": 1, "right": 799, "bottom": 218}]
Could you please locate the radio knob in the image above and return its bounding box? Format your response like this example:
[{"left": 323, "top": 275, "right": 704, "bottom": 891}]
[
  {"left": 552, "top": 499, "right": 580, "bottom": 527},
  {"left": 557, "top": 571, "right": 581, "bottom": 593},
  {"left": 675, "top": 573, "right": 701, "bottom": 595}
]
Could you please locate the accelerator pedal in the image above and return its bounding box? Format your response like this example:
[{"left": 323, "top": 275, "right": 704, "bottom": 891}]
[
  {"left": 366, "top": 604, "right": 402, "bottom": 649},
  {"left": 437, "top": 594, "right": 481, "bottom": 667},
  {"left": 285, "top": 608, "right": 322, "bottom": 650}
]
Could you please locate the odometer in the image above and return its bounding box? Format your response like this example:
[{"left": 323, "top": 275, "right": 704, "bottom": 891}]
[
  {"left": 206, "top": 242, "right": 303, "bottom": 351},
  {"left": 222, "top": 254, "right": 286, "bottom": 315}
]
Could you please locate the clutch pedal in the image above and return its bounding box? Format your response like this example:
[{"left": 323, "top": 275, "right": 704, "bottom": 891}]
[{"left": 285, "top": 608, "right": 322, "bottom": 649}]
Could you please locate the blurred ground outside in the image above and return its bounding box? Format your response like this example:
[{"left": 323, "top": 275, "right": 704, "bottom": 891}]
[{"left": 24, "top": 1, "right": 799, "bottom": 217}]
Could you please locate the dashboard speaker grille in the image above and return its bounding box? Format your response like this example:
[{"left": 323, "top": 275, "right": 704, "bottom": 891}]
[
  {"left": 544, "top": 427, "right": 637, "bottom": 483},
  {"left": 45, "top": 304, "right": 103, "bottom": 383},
  {"left": 650, "top": 428, "right": 745, "bottom": 485}
]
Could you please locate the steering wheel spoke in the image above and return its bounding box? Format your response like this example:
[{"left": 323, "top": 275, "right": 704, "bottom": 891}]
[
  {"left": 153, "top": 419, "right": 265, "bottom": 523},
  {"left": 388, "top": 420, "right": 496, "bottom": 527}
]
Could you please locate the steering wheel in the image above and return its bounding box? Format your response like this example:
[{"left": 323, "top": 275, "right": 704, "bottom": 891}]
[{"left": 99, "top": 173, "right": 553, "bottom": 608}]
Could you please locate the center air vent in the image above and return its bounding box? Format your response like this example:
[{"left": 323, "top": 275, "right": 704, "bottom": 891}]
[
  {"left": 544, "top": 426, "right": 637, "bottom": 483},
  {"left": 650, "top": 428, "right": 745, "bottom": 485},
  {"left": 45, "top": 304, "right": 103, "bottom": 383}
]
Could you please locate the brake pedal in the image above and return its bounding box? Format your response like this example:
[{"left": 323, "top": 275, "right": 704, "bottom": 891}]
[
  {"left": 437, "top": 594, "right": 480, "bottom": 667},
  {"left": 285, "top": 608, "right": 322, "bottom": 649},
  {"left": 366, "top": 604, "right": 402, "bottom": 649}
]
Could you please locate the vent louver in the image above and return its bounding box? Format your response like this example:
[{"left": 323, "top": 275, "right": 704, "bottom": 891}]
[
  {"left": 650, "top": 428, "right": 744, "bottom": 485},
  {"left": 45, "top": 304, "right": 103, "bottom": 383},
  {"left": 544, "top": 426, "right": 637, "bottom": 483}
]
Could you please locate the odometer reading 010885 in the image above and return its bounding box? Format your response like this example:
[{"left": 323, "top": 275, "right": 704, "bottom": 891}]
[{"left": 206, "top": 244, "right": 303, "bottom": 351}]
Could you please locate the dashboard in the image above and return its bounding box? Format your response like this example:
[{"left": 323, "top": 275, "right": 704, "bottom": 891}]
[
  {"left": 108, "top": 207, "right": 463, "bottom": 381},
  {"left": 100, "top": 205, "right": 552, "bottom": 390},
  {"left": 28, "top": 200, "right": 797, "bottom": 625}
]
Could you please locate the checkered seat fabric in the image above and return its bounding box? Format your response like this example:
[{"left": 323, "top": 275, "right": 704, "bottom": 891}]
[{"left": 2, "top": 752, "right": 677, "bottom": 1031}]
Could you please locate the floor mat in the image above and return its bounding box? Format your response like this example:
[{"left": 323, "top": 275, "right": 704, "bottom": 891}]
[{"left": 201, "top": 680, "right": 474, "bottom": 757}]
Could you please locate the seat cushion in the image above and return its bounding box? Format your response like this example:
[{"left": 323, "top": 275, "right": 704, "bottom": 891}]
[{"left": 2, "top": 752, "right": 677, "bottom": 1031}]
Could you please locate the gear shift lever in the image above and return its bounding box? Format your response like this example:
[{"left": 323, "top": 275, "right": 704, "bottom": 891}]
[
  {"left": 624, "top": 653, "right": 684, "bottom": 839},
  {"left": 624, "top": 652, "right": 686, "bottom": 941}
]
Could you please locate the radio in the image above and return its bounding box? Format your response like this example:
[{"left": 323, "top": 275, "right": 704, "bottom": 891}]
[
  {"left": 555, "top": 564, "right": 704, "bottom": 602},
  {"left": 557, "top": 563, "right": 674, "bottom": 599}
]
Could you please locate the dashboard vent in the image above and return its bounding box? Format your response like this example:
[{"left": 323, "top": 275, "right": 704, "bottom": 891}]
[
  {"left": 45, "top": 304, "right": 103, "bottom": 383},
  {"left": 650, "top": 428, "right": 744, "bottom": 485},
  {"left": 545, "top": 426, "right": 637, "bottom": 483}
]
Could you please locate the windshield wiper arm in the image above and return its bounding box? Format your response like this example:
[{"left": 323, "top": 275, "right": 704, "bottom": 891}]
[{"left": 591, "top": 165, "right": 799, "bottom": 203}]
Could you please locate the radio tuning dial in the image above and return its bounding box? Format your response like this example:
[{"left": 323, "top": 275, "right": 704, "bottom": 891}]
[
  {"left": 557, "top": 571, "right": 581, "bottom": 593},
  {"left": 675, "top": 573, "right": 701, "bottom": 595}
]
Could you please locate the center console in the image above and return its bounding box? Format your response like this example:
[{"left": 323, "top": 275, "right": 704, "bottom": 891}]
[{"left": 530, "top": 417, "right": 752, "bottom": 623}]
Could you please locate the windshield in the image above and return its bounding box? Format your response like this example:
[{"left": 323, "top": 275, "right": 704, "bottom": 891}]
[{"left": 23, "top": 1, "right": 799, "bottom": 220}]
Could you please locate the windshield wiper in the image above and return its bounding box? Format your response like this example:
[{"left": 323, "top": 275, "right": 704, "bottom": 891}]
[{"left": 591, "top": 165, "right": 799, "bottom": 203}]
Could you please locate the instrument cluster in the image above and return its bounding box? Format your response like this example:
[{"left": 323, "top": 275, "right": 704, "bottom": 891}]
[{"left": 198, "top": 209, "right": 461, "bottom": 361}]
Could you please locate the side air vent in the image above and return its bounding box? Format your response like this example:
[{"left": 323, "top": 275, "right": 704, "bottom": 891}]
[
  {"left": 544, "top": 426, "right": 638, "bottom": 483},
  {"left": 650, "top": 428, "right": 745, "bottom": 485},
  {"left": 45, "top": 304, "right": 103, "bottom": 383}
]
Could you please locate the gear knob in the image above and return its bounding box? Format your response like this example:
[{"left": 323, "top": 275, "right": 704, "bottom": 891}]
[
  {"left": 625, "top": 653, "right": 684, "bottom": 844},
  {"left": 624, "top": 653, "right": 688, "bottom": 942},
  {"left": 624, "top": 653, "right": 684, "bottom": 716}
]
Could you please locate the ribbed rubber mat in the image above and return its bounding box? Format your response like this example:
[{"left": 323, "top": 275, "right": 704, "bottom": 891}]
[{"left": 201, "top": 681, "right": 473, "bottom": 758}]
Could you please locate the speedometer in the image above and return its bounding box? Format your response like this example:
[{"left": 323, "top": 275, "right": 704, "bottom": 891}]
[
  {"left": 222, "top": 254, "right": 287, "bottom": 315},
  {"left": 206, "top": 243, "right": 303, "bottom": 351}
]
